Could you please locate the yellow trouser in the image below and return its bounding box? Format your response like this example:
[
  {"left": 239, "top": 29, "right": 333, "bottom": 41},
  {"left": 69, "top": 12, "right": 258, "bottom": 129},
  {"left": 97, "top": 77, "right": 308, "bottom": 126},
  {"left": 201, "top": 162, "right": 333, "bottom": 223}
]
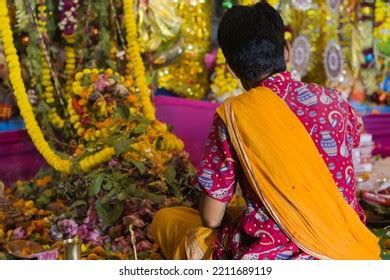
[{"left": 151, "top": 207, "right": 217, "bottom": 260}]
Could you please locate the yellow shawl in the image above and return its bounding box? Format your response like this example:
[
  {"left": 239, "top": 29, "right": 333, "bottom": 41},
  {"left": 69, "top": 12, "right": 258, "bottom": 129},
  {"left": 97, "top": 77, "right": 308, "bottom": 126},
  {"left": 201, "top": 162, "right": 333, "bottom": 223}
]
[{"left": 216, "top": 86, "right": 380, "bottom": 260}]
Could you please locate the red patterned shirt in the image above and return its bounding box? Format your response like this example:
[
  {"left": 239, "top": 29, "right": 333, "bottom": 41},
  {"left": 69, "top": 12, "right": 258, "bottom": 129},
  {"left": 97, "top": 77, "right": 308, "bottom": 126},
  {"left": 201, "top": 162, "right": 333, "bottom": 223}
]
[{"left": 195, "top": 71, "right": 364, "bottom": 260}]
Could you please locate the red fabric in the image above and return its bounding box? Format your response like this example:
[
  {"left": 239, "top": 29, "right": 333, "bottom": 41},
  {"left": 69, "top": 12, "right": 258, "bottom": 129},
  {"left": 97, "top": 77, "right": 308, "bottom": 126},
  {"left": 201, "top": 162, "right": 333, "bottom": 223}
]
[{"left": 195, "top": 72, "right": 365, "bottom": 260}]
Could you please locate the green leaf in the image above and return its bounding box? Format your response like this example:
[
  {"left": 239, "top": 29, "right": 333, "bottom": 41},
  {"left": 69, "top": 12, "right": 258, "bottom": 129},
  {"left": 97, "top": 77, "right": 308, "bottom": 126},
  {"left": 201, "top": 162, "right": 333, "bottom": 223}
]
[
  {"left": 70, "top": 160, "right": 82, "bottom": 174},
  {"left": 155, "top": 136, "right": 163, "bottom": 150},
  {"left": 81, "top": 76, "right": 92, "bottom": 87},
  {"left": 114, "top": 139, "right": 134, "bottom": 156},
  {"left": 34, "top": 167, "right": 50, "bottom": 179},
  {"left": 116, "top": 105, "right": 130, "bottom": 119},
  {"left": 100, "top": 187, "right": 120, "bottom": 204},
  {"left": 116, "top": 192, "right": 127, "bottom": 201},
  {"left": 102, "top": 181, "right": 114, "bottom": 191},
  {"left": 104, "top": 243, "right": 111, "bottom": 252},
  {"left": 106, "top": 60, "right": 118, "bottom": 72},
  {"left": 36, "top": 101, "right": 51, "bottom": 114},
  {"left": 112, "top": 172, "right": 128, "bottom": 181},
  {"left": 130, "top": 160, "right": 146, "bottom": 175},
  {"left": 169, "top": 183, "right": 182, "bottom": 198},
  {"left": 105, "top": 134, "right": 121, "bottom": 146},
  {"left": 69, "top": 200, "right": 87, "bottom": 209},
  {"left": 42, "top": 188, "right": 54, "bottom": 197},
  {"left": 36, "top": 195, "right": 51, "bottom": 206},
  {"left": 124, "top": 184, "right": 136, "bottom": 195},
  {"left": 138, "top": 117, "right": 152, "bottom": 126},
  {"left": 96, "top": 202, "right": 124, "bottom": 226},
  {"left": 165, "top": 164, "right": 177, "bottom": 184},
  {"left": 132, "top": 125, "right": 147, "bottom": 135},
  {"left": 89, "top": 173, "right": 105, "bottom": 197},
  {"left": 138, "top": 190, "right": 165, "bottom": 204}
]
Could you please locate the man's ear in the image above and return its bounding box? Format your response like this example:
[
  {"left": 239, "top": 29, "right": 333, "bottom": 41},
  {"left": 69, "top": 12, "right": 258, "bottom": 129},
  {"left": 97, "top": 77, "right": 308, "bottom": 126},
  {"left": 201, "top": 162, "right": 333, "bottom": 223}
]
[{"left": 284, "top": 41, "right": 291, "bottom": 64}]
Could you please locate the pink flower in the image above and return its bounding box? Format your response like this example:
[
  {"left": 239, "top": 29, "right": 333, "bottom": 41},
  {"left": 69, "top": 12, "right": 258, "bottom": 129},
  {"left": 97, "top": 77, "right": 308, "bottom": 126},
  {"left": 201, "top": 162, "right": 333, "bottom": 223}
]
[
  {"left": 58, "top": 219, "right": 78, "bottom": 237},
  {"left": 112, "top": 236, "right": 131, "bottom": 253},
  {"left": 83, "top": 207, "right": 98, "bottom": 224},
  {"left": 86, "top": 229, "right": 102, "bottom": 245},
  {"left": 204, "top": 48, "right": 218, "bottom": 71},
  {"left": 77, "top": 224, "right": 89, "bottom": 240},
  {"left": 12, "top": 227, "right": 27, "bottom": 240},
  {"left": 108, "top": 158, "right": 120, "bottom": 167},
  {"left": 122, "top": 214, "right": 144, "bottom": 228},
  {"left": 94, "top": 75, "right": 110, "bottom": 92},
  {"left": 136, "top": 240, "right": 151, "bottom": 252}
]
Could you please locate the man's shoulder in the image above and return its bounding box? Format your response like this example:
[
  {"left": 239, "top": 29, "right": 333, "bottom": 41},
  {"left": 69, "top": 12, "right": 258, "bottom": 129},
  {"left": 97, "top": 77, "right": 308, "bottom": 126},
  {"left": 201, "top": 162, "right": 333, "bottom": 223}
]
[{"left": 299, "top": 81, "right": 338, "bottom": 93}]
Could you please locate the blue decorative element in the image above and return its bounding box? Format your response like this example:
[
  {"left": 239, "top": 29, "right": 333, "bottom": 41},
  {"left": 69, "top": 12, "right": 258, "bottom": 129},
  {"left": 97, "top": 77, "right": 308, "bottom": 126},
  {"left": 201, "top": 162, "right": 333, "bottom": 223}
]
[
  {"left": 212, "top": 156, "right": 221, "bottom": 164},
  {"left": 328, "top": 162, "right": 335, "bottom": 170},
  {"left": 218, "top": 125, "right": 227, "bottom": 142},
  {"left": 336, "top": 171, "right": 342, "bottom": 179},
  {"left": 198, "top": 169, "right": 214, "bottom": 189},
  {"left": 365, "top": 53, "right": 374, "bottom": 64},
  {"left": 297, "top": 86, "right": 318, "bottom": 106},
  {"left": 347, "top": 135, "right": 353, "bottom": 145},
  {"left": 309, "top": 111, "right": 317, "bottom": 118},
  {"left": 255, "top": 209, "right": 269, "bottom": 222},
  {"left": 319, "top": 117, "right": 326, "bottom": 124},
  {"left": 0, "top": 117, "right": 25, "bottom": 132},
  {"left": 296, "top": 109, "right": 305, "bottom": 116},
  {"left": 350, "top": 101, "right": 390, "bottom": 114},
  {"left": 320, "top": 131, "right": 337, "bottom": 157},
  {"left": 382, "top": 75, "right": 390, "bottom": 92},
  {"left": 276, "top": 251, "right": 293, "bottom": 260},
  {"left": 219, "top": 164, "right": 229, "bottom": 173}
]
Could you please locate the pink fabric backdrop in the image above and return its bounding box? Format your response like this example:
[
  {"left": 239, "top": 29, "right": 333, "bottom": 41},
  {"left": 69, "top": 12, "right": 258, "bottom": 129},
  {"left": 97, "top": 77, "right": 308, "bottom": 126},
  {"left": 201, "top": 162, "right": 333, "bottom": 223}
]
[
  {"left": 155, "top": 96, "right": 219, "bottom": 167},
  {"left": 1, "top": 96, "right": 389, "bottom": 186},
  {"left": 0, "top": 130, "right": 46, "bottom": 186}
]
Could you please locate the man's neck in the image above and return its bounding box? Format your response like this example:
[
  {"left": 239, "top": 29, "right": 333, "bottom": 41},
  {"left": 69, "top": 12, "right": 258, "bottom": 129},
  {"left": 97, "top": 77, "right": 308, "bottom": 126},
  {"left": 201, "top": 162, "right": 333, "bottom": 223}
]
[{"left": 241, "top": 72, "right": 273, "bottom": 91}]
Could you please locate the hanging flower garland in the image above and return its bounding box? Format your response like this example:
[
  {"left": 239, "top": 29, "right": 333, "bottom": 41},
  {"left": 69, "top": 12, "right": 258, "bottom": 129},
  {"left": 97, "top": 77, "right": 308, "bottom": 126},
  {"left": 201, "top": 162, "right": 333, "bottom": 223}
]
[
  {"left": 58, "top": 0, "right": 79, "bottom": 94},
  {"left": 0, "top": 0, "right": 115, "bottom": 173},
  {"left": 123, "top": 0, "right": 155, "bottom": 121},
  {"left": 69, "top": 68, "right": 132, "bottom": 143},
  {"left": 210, "top": 48, "right": 240, "bottom": 101},
  {"left": 36, "top": 0, "right": 65, "bottom": 128},
  {"left": 374, "top": 0, "right": 390, "bottom": 57}
]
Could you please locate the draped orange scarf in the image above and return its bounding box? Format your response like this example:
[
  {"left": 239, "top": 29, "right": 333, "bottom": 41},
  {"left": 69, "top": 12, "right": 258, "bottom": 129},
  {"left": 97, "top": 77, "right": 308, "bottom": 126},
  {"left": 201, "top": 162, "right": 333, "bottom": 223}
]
[{"left": 216, "top": 86, "right": 380, "bottom": 260}]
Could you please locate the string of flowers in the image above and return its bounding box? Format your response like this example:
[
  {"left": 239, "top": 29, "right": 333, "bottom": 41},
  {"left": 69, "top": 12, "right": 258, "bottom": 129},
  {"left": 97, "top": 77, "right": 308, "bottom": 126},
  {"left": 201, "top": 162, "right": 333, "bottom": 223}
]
[
  {"left": 374, "top": 0, "right": 390, "bottom": 54},
  {"left": 36, "top": 0, "right": 65, "bottom": 128},
  {"left": 123, "top": 0, "right": 155, "bottom": 121},
  {"left": 211, "top": 48, "right": 240, "bottom": 101},
  {"left": 58, "top": 0, "right": 79, "bottom": 94},
  {"left": 0, "top": 0, "right": 115, "bottom": 173},
  {"left": 123, "top": 0, "right": 185, "bottom": 151}
]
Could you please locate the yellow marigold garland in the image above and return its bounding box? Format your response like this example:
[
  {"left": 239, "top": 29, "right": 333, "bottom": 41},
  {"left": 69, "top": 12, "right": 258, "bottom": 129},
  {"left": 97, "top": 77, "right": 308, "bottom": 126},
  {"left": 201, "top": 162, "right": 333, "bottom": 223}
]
[
  {"left": 123, "top": 0, "right": 155, "bottom": 121},
  {"left": 374, "top": 0, "right": 390, "bottom": 52},
  {"left": 211, "top": 48, "right": 240, "bottom": 101},
  {"left": 64, "top": 45, "right": 76, "bottom": 94},
  {"left": 37, "top": 0, "right": 65, "bottom": 128},
  {"left": 0, "top": 0, "right": 115, "bottom": 173}
]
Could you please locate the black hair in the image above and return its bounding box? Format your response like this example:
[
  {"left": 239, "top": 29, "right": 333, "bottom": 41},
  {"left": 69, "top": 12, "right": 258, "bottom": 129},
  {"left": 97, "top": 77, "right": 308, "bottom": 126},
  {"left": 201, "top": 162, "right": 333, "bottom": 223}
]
[{"left": 217, "top": 1, "right": 286, "bottom": 83}]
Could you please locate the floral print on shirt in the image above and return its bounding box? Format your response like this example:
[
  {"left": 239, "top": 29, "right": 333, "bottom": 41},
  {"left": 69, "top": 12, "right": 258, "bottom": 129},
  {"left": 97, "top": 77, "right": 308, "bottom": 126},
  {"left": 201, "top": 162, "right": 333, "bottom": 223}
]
[{"left": 195, "top": 71, "right": 365, "bottom": 260}]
